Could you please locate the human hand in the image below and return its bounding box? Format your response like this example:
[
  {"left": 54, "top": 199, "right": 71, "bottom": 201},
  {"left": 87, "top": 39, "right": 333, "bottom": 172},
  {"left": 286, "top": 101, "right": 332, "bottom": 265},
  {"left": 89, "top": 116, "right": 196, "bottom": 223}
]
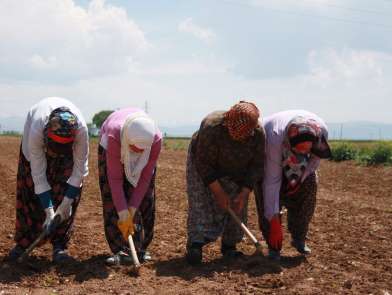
[
  {"left": 209, "top": 181, "right": 230, "bottom": 210},
  {"left": 117, "top": 208, "right": 135, "bottom": 240},
  {"left": 43, "top": 207, "right": 55, "bottom": 231},
  {"left": 231, "top": 188, "right": 250, "bottom": 215},
  {"left": 55, "top": 197, "right": 74, "bottom": 222}
]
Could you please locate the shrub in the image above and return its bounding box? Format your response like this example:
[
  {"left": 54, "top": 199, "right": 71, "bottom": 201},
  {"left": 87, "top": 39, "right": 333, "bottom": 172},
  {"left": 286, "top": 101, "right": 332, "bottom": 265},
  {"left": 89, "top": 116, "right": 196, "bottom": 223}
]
[
  {"left": 331, "top": 143, "right": 357, "bottom": 162},
  {"left": 357, "top": 143, "right": 392, "bottom": 165}
]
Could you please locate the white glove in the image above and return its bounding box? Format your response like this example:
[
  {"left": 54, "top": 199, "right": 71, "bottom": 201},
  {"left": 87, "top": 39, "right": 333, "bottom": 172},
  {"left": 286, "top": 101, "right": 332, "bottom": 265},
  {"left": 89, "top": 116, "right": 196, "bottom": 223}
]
[
  {"left": 55, "top": 197, "right": 74, "bottom": 222},
  {"left": 43, "top": 207, "right": 55, "bottom": 230}
]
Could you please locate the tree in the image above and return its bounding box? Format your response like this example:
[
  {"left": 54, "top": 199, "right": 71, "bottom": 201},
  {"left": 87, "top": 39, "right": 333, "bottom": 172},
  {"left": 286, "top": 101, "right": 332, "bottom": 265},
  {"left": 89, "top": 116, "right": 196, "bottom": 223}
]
[{"left": 92, "top": 110, "right": 114, "bottom": 128}]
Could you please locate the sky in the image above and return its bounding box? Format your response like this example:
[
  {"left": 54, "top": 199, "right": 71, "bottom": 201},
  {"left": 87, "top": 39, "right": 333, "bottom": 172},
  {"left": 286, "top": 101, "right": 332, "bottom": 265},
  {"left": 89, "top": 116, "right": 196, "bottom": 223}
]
[{"left": 0, "top": 0, "right": 391, "bottom": 129}]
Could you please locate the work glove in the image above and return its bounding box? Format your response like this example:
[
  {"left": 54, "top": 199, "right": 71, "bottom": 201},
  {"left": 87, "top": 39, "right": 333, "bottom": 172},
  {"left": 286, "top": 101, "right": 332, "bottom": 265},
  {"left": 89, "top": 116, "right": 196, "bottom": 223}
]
[
  {"left": 54, "top": 184, "right": 80, "bottom": 222},
  {"left": 117, "top": 207, "right": 136, "bottom": 241},
  {"left": 43, "top": 207, "right": 55, "bottom": 231},
  {"left": 55, "top": 197, "right": 74, "bottom": 222},
  {"left": 268, "top": 216, "right": 283, "bottom": 251}
]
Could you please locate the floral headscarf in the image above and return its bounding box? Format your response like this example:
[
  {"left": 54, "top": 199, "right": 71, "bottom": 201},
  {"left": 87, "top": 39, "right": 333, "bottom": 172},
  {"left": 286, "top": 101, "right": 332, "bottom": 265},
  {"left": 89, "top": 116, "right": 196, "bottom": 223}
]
[
  {"left": 44, "top": 107, "right": 78, "bottom": 146},
  {"left": 282, "top": 116, "right": 331, "bottom": 195}
]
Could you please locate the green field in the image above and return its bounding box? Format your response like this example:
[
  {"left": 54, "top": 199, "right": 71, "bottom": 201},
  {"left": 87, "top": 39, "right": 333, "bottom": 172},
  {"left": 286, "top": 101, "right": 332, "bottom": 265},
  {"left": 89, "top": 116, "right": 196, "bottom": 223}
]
[
  {"left": 3, "top": 135, "right": 391, "bottom": 165},
  {"left": 163, "top": 137, "right": 392, "bottom": 165},
  {"left": 162, "top": 137, "right": 190, "bottom": 151},
  {"left": 330, "top": 140, "right": 392, "bottom": 165}
]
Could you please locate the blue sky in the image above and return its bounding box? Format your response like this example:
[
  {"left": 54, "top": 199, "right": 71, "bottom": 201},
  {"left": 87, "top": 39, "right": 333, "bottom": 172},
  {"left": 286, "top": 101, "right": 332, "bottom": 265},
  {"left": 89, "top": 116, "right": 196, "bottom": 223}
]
[{"left": 0, "top": 0, "right": 391, "bottom": 128}]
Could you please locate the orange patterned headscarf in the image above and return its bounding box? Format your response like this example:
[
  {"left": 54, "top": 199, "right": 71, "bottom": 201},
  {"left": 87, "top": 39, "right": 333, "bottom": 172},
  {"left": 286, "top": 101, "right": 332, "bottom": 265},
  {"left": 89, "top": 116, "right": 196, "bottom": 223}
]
[{"left": 224, "top": 101, "right": 260, "bottom": 141}]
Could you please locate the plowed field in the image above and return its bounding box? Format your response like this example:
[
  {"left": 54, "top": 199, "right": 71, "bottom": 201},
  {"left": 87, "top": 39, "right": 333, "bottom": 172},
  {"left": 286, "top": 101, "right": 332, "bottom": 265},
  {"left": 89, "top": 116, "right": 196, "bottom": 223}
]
[{"left": 0, "top": 136, "right": 391, "bottom": 294}]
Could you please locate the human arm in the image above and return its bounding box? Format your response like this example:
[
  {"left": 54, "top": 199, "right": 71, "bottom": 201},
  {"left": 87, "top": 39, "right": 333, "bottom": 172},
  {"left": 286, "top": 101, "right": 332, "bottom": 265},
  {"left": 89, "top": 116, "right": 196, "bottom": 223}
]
[
  {"left": 55, "top": 127, "right": 89, "bottom": 221},
  {"left": 67, "top": 126, "right": 89, "bottom": 190},
  {"left": 106, "top": 135, "right": 128, "bottom": 213},
  {"left": 263, "top": 136, "right": 284, "bottom": 250},
  {"left": 28, "top": 124, "right": 51, "bottom": 195},
  {"left": 128, "top": 138, "right": 162, "bottom": 209}
]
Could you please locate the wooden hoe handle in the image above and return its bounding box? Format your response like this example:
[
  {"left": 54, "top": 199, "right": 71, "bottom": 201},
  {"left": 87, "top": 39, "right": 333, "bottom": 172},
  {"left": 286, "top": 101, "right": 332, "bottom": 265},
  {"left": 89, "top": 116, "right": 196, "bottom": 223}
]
[
  {"left": 128, "top": 235, "right": 141, "bottom": 269},
  {"left": 227, "top": 207, "right": 263, "bottom": 253}
]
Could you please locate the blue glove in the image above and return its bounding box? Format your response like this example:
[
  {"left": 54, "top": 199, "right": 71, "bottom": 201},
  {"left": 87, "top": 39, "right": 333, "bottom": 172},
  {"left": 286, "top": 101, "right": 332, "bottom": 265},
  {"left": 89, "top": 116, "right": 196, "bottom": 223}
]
[
  {"left": 37, "top": 190, "right": 53, "bottom": 209},
  {"left": 65, "top": 184, "right": 80, "bottom": 199}
]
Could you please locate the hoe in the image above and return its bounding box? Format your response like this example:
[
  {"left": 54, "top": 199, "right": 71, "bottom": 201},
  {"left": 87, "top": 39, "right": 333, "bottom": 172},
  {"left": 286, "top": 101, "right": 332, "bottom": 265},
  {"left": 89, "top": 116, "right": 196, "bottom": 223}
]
[
  {"left": 17, "top": 215, "right": 62, "bottom": 263},
  {"left": 127, "top": 234, "right": 141, "bottom": 276},
  {"left": 227, "top": 207, "right": 263, "bottom": 255}
]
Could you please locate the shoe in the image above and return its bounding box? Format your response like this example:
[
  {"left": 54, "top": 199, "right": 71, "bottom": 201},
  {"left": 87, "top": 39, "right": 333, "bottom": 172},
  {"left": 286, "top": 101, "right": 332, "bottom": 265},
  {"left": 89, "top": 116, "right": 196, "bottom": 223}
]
[
  {"left": 221, "top": 244, "right": 244, "bottom": 259},
  {"left": 268, "top": 249, "right": 281, "bottom": 261},
  {"left": 52, "top": 248, "right": 73, "bottom": 263},
  {"left": 291, "top": 240, "right": 311, "bottom": 255},
  {"left": 7, "top": 245, "right": 25, "bottom": 261},
  {"left": 186, "top": 243, "right": 203, "bottom": 265},
  {"left": 105, "top": 251, "right": 133, "bottom": 266},
  {"left": 138, "top": 250, "right": 152, "bottom": 262}
]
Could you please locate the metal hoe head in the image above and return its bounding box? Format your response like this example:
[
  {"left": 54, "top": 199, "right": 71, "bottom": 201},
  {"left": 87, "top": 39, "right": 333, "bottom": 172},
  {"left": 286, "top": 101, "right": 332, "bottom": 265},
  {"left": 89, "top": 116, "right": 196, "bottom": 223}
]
[{"left": 17, "top": 215, "right": 62, "bottom": 263}]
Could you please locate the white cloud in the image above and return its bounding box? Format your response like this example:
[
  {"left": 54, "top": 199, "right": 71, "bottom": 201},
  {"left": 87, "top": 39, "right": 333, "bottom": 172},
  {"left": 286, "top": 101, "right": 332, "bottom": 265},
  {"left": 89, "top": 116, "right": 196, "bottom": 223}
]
[
  {"left": 178, "top": 18, "right": 215, "bottom": 42},
  {"left": 129, "top": 58, "right": 229, "bottom": 76},
  {"left": 1, "top": 48, "right": 391, "bottom": 126},
  {"left": 0, "top": 0, "right": 149, "bottom": 82},
  {"left": 307, "top": 48, "right": 390, "bottom": 86},
  {"left": 29, "top": 55, "right": 58, "bottom": 70}
]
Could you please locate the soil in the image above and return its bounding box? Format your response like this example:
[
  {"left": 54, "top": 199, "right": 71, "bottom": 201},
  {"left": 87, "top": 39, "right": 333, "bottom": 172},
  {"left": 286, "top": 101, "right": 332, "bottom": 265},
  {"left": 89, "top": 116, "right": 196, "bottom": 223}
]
[{"left": 0, "top": 136, "right": 391, "bottom": 294}]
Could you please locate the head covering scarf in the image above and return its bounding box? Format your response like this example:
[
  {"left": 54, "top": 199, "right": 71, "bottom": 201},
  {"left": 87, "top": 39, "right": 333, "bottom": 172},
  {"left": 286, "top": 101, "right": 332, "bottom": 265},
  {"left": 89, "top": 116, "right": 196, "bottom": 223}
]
[
  {"left": 224, "top": 101, "right": 260, "bottom": 141},
  {"left": 282, "top": 116, "right": 331, "bottom": 194},
  {"left": 44, "top": 107, "right": 78, "bottom": 145},
  {"left": 120, "top": 112, "right": 156, "bottom": 187}
]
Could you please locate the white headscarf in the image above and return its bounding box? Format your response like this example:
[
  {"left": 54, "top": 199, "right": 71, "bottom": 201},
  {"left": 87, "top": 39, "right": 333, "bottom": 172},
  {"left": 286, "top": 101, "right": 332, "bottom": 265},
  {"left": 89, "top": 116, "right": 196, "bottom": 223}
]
[{"left": 120, "top": 111, "right": 156, "bottom": 187}]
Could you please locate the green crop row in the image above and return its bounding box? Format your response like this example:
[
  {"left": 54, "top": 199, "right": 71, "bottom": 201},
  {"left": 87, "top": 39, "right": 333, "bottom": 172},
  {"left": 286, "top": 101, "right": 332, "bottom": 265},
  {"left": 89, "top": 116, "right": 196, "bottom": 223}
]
[
  {"left": 163, "top": 137, "right": 190, "bottom": 151},
  {"left": 164, "top": 138, "right": 392, "bottom": 166},
  {"left": 330, "top": 141, "right": 392, "bottom": 165},
  {"left": 4, "top": 135, "right": 390, "bottom": 165}
]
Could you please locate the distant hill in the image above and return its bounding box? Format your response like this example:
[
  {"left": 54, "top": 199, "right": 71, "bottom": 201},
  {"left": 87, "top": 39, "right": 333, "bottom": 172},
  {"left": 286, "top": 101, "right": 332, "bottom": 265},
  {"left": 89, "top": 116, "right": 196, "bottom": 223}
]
[
  {"left": 160, "top": 125, "right": 199, "bottom": 137},
  {"left": 162, "top": 122, "right": 392, "bottom": 140},
  {"left": 328, "top": 122, "right": 392, "bottom": 140},
  {"left": 0, "top": 116, "right": 24, "bottom": 133},
  {"left": 1, "top": 116, "right": 392, "bottom": 140}
]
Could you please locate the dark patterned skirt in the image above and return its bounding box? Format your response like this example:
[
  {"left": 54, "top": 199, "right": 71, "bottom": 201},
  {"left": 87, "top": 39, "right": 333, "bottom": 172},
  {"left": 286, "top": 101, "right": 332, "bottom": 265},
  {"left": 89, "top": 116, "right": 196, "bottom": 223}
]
[
  {"left": 15, "top": 146, "right": 81, "bottom": 250},
  {"left": 186, "top": 147, "right": 247, "bottom": 247},
  {"left": 98, "top": 145, "right": 156, "bottom": 256},
  {"left": 254, "top": 172, "right": 318, "bottom": 246}
]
